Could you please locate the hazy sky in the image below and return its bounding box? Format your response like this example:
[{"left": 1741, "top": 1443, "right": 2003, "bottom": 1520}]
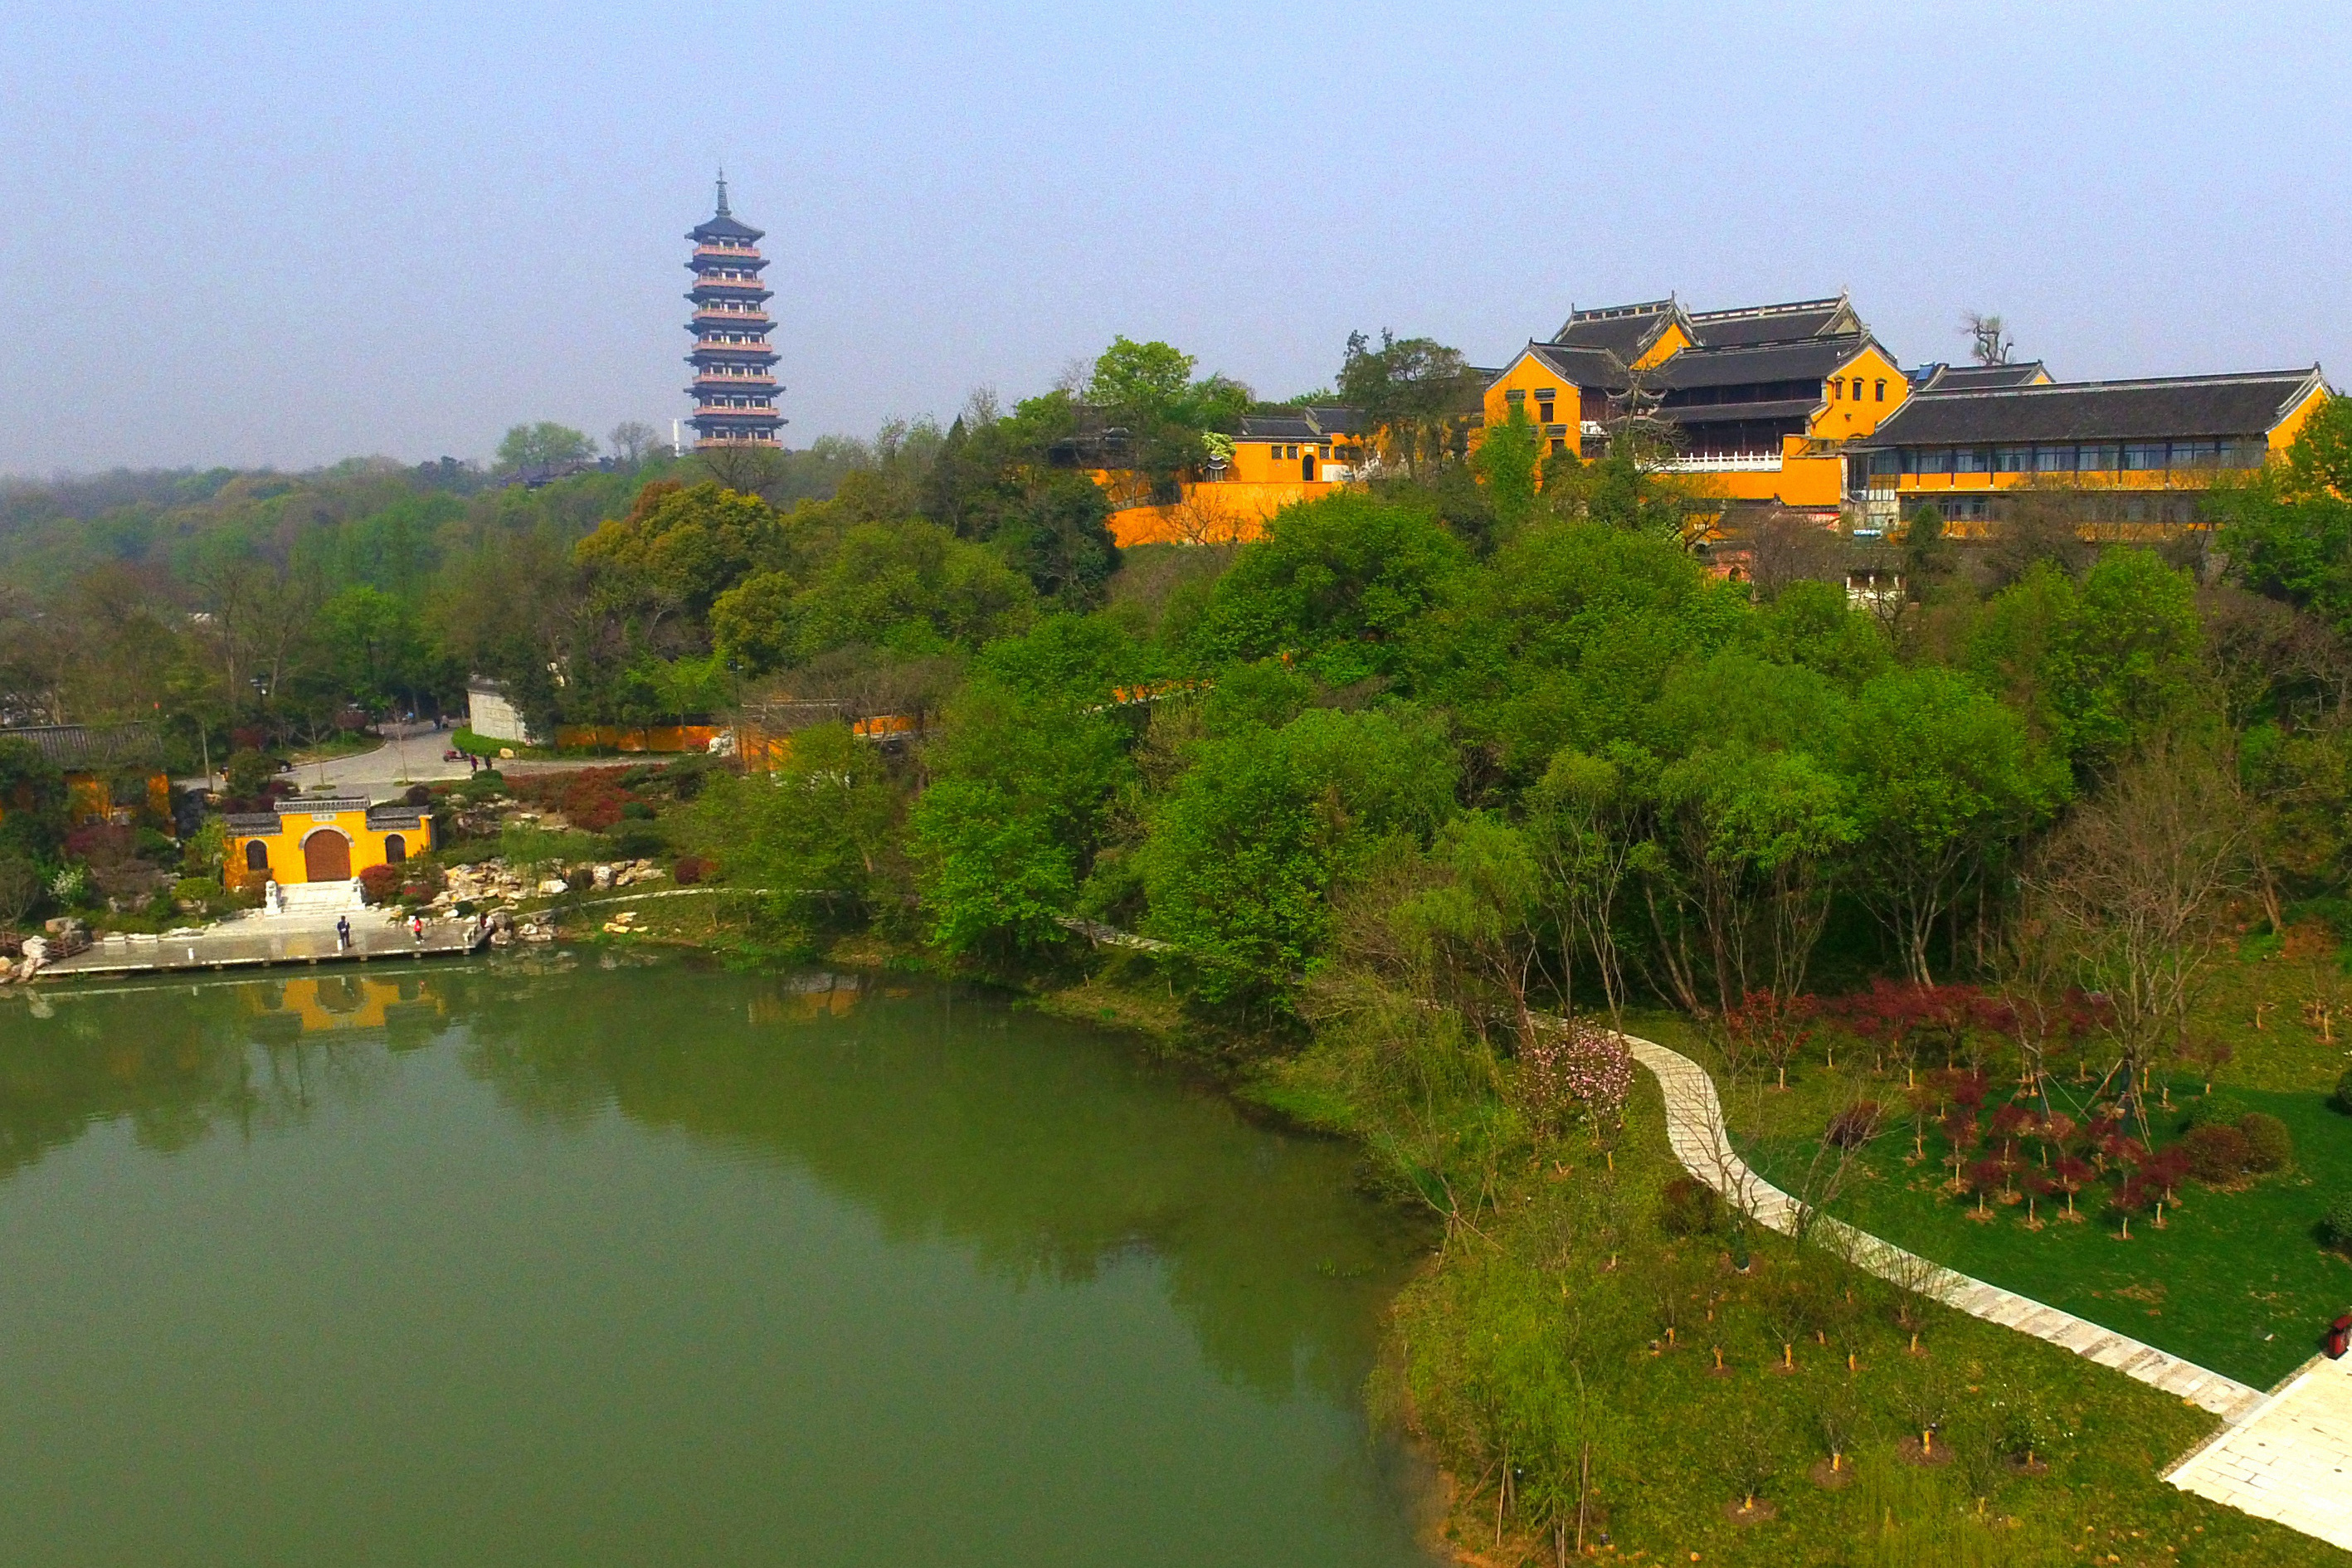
[{"left": 2, "top": 1, "right": 2347, "bottom": 475}]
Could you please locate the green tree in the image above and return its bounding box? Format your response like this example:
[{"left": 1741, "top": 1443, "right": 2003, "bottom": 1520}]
[
  {"left": 574, "top": 480, "right": 790, "bottom": 626},
  {"left": 0, "top": 737, "right": 68, "bottom": 862},
  {"left": 2049, "top": 548, "right": 2206, "bottom": 768},
  {"left": 684, "top": 723, "right": 903, "bottom": 946},
  {"left": 315, "top": 585, "right": 433, "bottom": 714},
  {"left": 1843, "top": 665, "right": 2067, "bottom": 981},
  {"left": 494, "top": 422, "right": 597, "bottom": 472},
  {"left": 1184, "top": 492, "right": 1468, "bottom": 685},
  {"left": 909, "top": 679, "right": 1129, "bottom": 962},
  {"left": 1337, "top": 330, "right": 1479, "bottom": 476},
  {"left": 1469, "top": 401, "right": 1541, "bottom": 535},
  {"left": 1139, "top": 708, "right": 1458, "bottom": 1005}
]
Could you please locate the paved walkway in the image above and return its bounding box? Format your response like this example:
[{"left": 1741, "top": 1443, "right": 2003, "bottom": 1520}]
[
  {"left": 1624, "top": 1033, "right": 2352, "bottom": 1552},
  {"left": 38, "top": 908, "right": 487, "bottom": 977}
]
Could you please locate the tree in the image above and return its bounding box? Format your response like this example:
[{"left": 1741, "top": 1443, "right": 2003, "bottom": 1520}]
[
  {"left": 1337, "top": 330, "right": 1479, "bottom": 476},
  {"left": 608, "top": 421, "right": 663, "bottom": 467},
  {"left": 574, "top": 480, "right": 790, "bottom": 628},
  {"left": 1468, "top": 401, "right": 1541, "bottom": 535},
  {"left": 1139, "top": 708, "right": 1458, "bottom": 1006},
  {"left": 910, "top": 679, "right": 1128, "bottom": 962},
  {"left": 1184, "top": 492, "right": 1468, "bottom": 686},
  {"left": 0, "top": 737, "right": 67, "bottom": 862},
  {"left": 494, "top": 422, "right": 597, "bottom": 473},
  {"left": 988, "top": 470, "right": 1120, "bottom": 605},
  {"left": 2027, "top": 737, "right": 2249, "bottom": 1139},
  {"left": 1963, "top": 312, "right": 2013, "bottom": 367},
  {"left": 1844, "top": 665, "right": 2066, "bottom": 981},
  {"left": 684, "top": 723, "right": 902, "bottom": 943}
]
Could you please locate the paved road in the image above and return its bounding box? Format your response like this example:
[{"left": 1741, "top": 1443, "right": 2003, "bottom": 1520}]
[{"left": 183, "top": 722, "right": 579, "bottom": 802}]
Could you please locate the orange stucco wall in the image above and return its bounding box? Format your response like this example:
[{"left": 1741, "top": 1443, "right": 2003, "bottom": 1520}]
[
  {"left": 1110, "top": 480, "right": 1344, "bottom": 547},
  {"left": 2269, "top": 382, "right": 2331, "bottom": 453},
  {"left": 551, "top": 724, "right": 726, "bottom": 753},
  {"left": 1809, "top": 344, "right": 1909, "bottom": 442},
  {"left": 225, "top": 808, "right": 433, "bottom": 889}
]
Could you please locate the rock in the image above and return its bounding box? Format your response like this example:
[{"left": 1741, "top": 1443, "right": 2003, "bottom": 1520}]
[
  {"left": 592, "top": 864, "right": 615, "bottom": 889},
  {"left": 537, "top": 879, "right": 568, "bottom": 896},
  {"left": 21, "top": 937, "right": 49, "bottom": 964}
]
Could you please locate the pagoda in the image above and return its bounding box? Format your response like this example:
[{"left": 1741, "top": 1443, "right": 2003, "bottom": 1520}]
[{"left": 684, "top": 174, "right": 784, "bottom": 449}]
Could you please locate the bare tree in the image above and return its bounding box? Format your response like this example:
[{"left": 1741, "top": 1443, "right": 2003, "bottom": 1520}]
[
  {"left": 693, "top": 442, "right": 789, "bottom": 499},
  {"left": 1742, "top": 506, "right": 1844, "bottom": 597},
  {"left": 1963, "top": 312, "right": 2014, "bottom": 367},
  {"left": 607, "top": 421, "right": 660, "bottom": 467},
  {"left": 2025, "top": 738, "right": 2250, "bottom": 1140}
]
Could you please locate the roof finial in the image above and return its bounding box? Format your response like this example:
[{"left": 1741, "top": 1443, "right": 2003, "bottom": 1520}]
[{"left": 715, "top": 167, "right": 730, "bottom": 217}]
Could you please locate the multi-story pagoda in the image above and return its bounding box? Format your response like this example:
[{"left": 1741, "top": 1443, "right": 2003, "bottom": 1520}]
[{"left": 684, "top": 174, "right": 784, "bottom": 449}]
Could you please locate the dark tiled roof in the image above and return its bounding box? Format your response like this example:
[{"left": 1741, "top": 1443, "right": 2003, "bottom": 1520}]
[
  {"left": 1524, "top": 343, "right": 1633, "bottom": 389},
  {"left": 1655, "top": 335, "right": 1870, "bottom": 390},
  {"left": 0, "top": 723, "right": 163, "bottom": 771},
  {"left": 275, "top": 792, "right": 373, "bottom": 814},
  {"left": 1238, "top": 406, "right": 1366, "bottom": 440},
  {"left": 1914, "top": 361, "right": 2053, "bottom": 392},
  {"left": 1300, "top": 404, "right": 1367, "bottom": 435},
  {"left": 1687, "top": 295, "right": 1858, "bottom": 347},
  {"left": 368, "top": 806, "right": 430, "bottom": 828},
  {"left": 1551, "top": 301, "right": 1679, "bottom": 361},
  {"left": 1860, "top": 369, "right": 2325, "bottom": 447},
  {"left": 222, "top": 814, "right": 282, "bottom": 835},
  {"left": 689, "top": 207, "right": 763, "bottom": 242},
  {"left": 1238, "top": 415, "right": 1319, "bottom": 441},
  {"left": 1664, "top": 398, "right": 1823, "bottom": 426}
]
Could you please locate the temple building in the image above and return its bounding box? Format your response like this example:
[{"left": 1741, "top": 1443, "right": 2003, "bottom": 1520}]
[
  {"left": 684, "top": 175, "right": 785, "bottom": 449},
  {"left": 1482, "top": 294, "right": 1911, "bottom": 516}
]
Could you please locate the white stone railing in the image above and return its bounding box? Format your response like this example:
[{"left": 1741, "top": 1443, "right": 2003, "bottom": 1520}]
[{"left": 1661, "top": 452, "right": 1785, "bottom": 473}]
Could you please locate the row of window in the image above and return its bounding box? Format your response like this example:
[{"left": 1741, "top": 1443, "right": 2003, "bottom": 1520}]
[
  {"left": 700, "top": 397, "right": 775, "bottom": 410},
  {"left": 1872, "top": 439, "right": 2265, "bottom": 476},
  {"left": 1829, "top": 378, "right": 1889, "bottom": 402},
  {"left": 1931, "top": 494, "right": 2210, "bottom": 524},
  {"left": 1263, "top": 442, "right": 1331, "bottom": 460},
  {"left": 696, "top": 333, "right": 770, "bottom": 347}
]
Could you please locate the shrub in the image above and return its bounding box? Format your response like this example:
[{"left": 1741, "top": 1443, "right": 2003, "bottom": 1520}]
[
  {"left": 2325, "top": 1194, "right": 2352, "bottom": 1252},
  {"left": 621, "top": 800, "right": 656, "bottom": 821},
  {"left": 2237, "top": 1112, "right": 2292, "bottom": 1173},
  {"left": 2335, "top": 1066, "right": 2352, "bottom": 1113},
  {"left": 2184, "top": 1093, "right": 2251, "bottom": 1132},
  {"left": 2181, "top": 1123, "right": 2252, "bottom": 1185},
  {"left": 403, "top": 783, "right": 431, "bottom": 807},
  {"left": 358, "top": 864, "right": 402, "bottom": 903},
  {"left": 171, "top": 875, "right": 225, "bottom": 910},
  {"left": 607, "top": 825, "right": 665, "bottom": 860},
  {"left": 1825, "top": 1101, "right": 1883, "bottom": 1149},
  {"left": 1659, "top": 1175, "right": 1721, "bottom": 1237},
  {"left": 673, "top": 855, "right": 708, "bottom": 885}
]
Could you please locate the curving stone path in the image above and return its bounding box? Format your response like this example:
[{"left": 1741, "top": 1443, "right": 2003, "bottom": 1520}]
[{"left": 1624, "top": 1032, "right": 2352, "bottom": 1553}]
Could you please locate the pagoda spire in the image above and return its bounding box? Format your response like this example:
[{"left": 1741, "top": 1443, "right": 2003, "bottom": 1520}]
[{"left": 714, "top": 168, "right": 729, "bottom": 217}]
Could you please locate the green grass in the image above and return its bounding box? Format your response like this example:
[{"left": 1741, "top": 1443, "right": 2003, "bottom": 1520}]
[
  {"left": 1373, "top": 1068, "right": 2348, "bottom": 1566},
  {"left": 1745, "top": 1084, "right": 2352, "bottom": 1388}
]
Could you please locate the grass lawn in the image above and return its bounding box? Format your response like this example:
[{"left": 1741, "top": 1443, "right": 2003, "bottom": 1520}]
[
  {"left": 1639, "top": 936, "right": 2352, "bottom": 1391},
  {"left": 1745, "top": 1083, "right": 2352, "bottom": 1388},
  {"left": 1333, "top": 1056, "right": 2352, "bottom": 1566}
]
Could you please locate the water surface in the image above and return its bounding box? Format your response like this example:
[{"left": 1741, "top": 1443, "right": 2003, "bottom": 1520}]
[{"left": 0, "top": 957, "right": 1435, "bottom": 1566}]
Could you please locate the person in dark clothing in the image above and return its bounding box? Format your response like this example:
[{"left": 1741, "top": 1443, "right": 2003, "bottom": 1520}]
[{"left": 335, "top": 915, "right": 351, "bottom": 952}]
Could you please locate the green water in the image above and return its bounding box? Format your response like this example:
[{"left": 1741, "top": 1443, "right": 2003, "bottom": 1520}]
[{"left": 0, "top": 957, "right": 1437, "bottom": 1566}]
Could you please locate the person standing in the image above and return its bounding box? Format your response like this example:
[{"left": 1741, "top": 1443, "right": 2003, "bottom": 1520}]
[
  {"left": 410, "top": 913, "right": 426, "bottom": 944},
  {"left": 336, "top": 914, "right": 351, "bottom": 952}
]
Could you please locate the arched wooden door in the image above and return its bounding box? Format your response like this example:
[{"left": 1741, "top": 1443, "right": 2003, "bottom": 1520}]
[{"left": 302, "top": 830, "right": 352, "bottom": 883}]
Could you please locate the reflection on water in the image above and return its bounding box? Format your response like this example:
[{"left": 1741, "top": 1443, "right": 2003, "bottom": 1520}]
[{"left": 0, "top": 957, "right": 1436, "bottom": 1566}]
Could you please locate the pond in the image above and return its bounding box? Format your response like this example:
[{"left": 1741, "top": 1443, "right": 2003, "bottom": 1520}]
[{"left": 0, "top": 957, "right": 1438, "bottom": 1566}]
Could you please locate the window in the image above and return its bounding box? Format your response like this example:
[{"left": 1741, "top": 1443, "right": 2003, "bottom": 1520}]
[
  {"left": 2079, "top": 443, "right": 2119, "bottom": 471},
  {"left": 1905, "top": 447, "right": 1951, "bottom": 475},
  {"left": 1874, "top": 379, "right": 1887, "bottom": 402},
  {"left": 1536, "top": 401, "right": 1554, "bottom": 424},
  {"left": 1952, "top": 447, "right": 1989, "bottom": 474},
  {"left": 384, "top": 834, "right": 407, "bottom": 864},
  {"left": 2172, "top": 440, "right": 2220, "bottom": 468},
  {"left": 1852, "top": 379, "right": 1865, "bottom": 401},
  {"left": 1829, "top": 380, "right": 1841, "bottom": 400},
  {"left": 2223, "top": 439, "right": 2266, "bottom": 468},
  {"left": 1549, "top": 437, "right": 1566, "bottom": 455},
  {"left": 1869, "top": 450, "right": 1899, "bottom": 475},
  {"left": 2034, "top": 445, "right": 2075, "bottom": 472},
  {"left": 245, "top": 840, "right": 269, "bottom": 872},
  {"left": 1994, "top": 446, "right": 2032, "bottom": 473},
  {"left": 2123, "top": 442, "right": 2167, "bottom": 470}
]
